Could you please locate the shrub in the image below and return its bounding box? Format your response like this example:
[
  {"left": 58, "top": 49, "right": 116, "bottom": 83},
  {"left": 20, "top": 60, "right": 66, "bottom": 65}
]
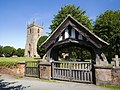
[
  {"left": 17, "top": 48, "right": 24, "bottom": 57},
  {"left": 0, "top": 45, "right": 3, "bottom": 57},
  {"left": 37, "top": 36, "right": 48, "bottom": 58},
  {"left": 2, "top": 46, "right": 16, "bottom": 57}
]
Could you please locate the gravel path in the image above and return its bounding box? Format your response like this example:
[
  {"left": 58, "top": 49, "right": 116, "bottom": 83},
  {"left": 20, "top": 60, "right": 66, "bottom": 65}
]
[{"left": 0, "top": 74, "right": 110, "bottom": 90}]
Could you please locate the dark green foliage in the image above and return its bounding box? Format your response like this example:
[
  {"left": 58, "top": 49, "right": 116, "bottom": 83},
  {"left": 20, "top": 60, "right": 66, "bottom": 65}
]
[
  {"left": 50, "top": 4, "right": 93, "bottom": 33},
  {"left": 17, "top": 48, "right": 24, "bottom": 57},
  {"left": 94, "top": 10, "right": 120, "bottom": 62},
  {"left": 2, "top": 46, "right": 16, "bottom": 57},
  {"left": 37, "top": 36, "right": 48, "bottom": 58},
  {"left": 0, "top": 45, "right": 3, "bottom": 57},
  {"left": 58, "top": 46, "right": 91, "bottom": 62},
  {"left": 13, "top": 48, "right": 17, "bottom": 55}
]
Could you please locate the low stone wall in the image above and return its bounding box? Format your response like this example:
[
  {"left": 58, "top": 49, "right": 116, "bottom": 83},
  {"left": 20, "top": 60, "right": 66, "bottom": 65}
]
[
  {"left": 0, "top": 67, "right": 17, "bottom": 75},
  {"left": 0, "top": 62, "right": 25, "bottom": 76},
  {"left": 112, "top": 68, "right": 120, "bottom": 86},
  {"left": 0, "top": 62, "right": 51, "bottom": 79},
  {"left": 1, "top": 62, "right": 120, "bottom": 85},
  {"left": 95, "top": 66, "right": 120, "bottom": 86}
]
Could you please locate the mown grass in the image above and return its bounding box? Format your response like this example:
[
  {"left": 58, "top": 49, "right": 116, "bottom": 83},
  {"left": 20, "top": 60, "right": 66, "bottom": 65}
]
[
  {"left": 99, "top": 85, "right": 120, "bottom": 90},
  {"left": 0, "top": 57, "right": 40, "bottom": 67}
]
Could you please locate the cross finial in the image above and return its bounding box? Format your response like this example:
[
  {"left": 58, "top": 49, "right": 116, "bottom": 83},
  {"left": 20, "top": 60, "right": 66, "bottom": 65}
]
[
  {"left": 33, "top": 18, "right": 36, "bottom": 24},
  {"left": 112, "top": 55, "right": 120, "bottom": 67}
]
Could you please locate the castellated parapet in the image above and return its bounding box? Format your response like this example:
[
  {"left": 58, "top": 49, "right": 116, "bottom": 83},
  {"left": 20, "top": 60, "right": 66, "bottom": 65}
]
[{"left": 24, "top": 20, "right": 43, "bottom": 57}]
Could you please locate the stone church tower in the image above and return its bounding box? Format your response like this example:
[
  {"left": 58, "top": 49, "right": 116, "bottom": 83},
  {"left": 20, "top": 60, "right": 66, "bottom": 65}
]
[{"left": 24, "top": 20, "right": 43, "bottom": 57}]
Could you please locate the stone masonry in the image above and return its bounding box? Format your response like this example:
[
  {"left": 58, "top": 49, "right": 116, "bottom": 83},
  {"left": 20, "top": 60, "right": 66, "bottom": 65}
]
[
  {"left": 24, "top": 20, "right": 43, "bottom": 57},
  {"left": 95, "top": 66, "right": 120, "bottom": 86}
]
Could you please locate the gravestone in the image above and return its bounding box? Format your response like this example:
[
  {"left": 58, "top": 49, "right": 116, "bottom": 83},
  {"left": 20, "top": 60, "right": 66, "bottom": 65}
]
[
  {"left": 96, "top": 54, "right": 101, "bottom": 65},
  {"left": 96, "top": 53, "right": 108, "bottom": 66},
  {"left": 112, "top": 55, "right": 120, "bottom": 67}
]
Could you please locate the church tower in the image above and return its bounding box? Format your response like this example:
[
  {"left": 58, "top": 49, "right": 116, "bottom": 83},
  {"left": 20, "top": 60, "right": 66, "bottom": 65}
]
[{"left": 24, "top": 20, "right": 43, "bottom": 57}]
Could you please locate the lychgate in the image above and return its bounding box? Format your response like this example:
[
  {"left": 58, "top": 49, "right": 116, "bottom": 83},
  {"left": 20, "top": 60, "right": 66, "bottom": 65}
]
[{"left": 40, "top": 15, "right": 109, "bottom": 83}]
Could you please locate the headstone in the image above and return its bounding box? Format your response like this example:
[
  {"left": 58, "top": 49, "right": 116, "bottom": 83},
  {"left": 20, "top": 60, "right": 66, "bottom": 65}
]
[
  {"left": 112, "top": 55, "right": 120, "bottom": 67},
  {"left": 96, "top": 53, "right": 108, "bottom": 66},
  {"left": 96, "top": 54, "right": 101, "bottom": 65},
  {"left": 101, "top": 53, "right": 108, "bottom": 65}
]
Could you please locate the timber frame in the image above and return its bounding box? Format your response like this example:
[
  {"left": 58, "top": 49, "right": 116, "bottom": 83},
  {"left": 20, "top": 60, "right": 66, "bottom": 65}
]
[{"left": 41, "top": 15, "right": 109, "bottom": 63}]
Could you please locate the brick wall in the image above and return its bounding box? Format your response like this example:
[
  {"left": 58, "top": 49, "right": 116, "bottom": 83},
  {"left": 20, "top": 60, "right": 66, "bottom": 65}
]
[
  {"left": 39, "top": 62, "right": 51, "bottom": 79},
  {"left": 17, "top": 62, "right": 25, "bottom": 76}
]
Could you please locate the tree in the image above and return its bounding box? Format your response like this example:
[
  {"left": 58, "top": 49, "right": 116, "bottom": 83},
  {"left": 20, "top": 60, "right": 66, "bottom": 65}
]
[
  {"left": 50, "top": 4, "right": 93, "bottom": 33},
  {"left": 94, "top": 10, "right": 120, "bottom": 62},
  {"left": 37, "top": 36, "right": 48, "bottom": 58},
  {"left": 13, "top": 48, "right": 17, "bottom": 56},
  {"left": 0, "top": 45, "right": 3, "bottom": 57},
  {"left": 17, "top": 48, "right": 24, "bottom": 57},
  {"left": 2, "top": 46, "right": 16, "bottom": 57}
]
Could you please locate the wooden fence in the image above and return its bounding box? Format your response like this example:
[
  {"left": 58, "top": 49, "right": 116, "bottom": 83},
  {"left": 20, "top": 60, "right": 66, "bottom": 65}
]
[
  {"left": 25, "top": 61, "right": 40, "bottom": 78},
  {"left": 52, "top": 61, "right": 93, "bottom": 83}
]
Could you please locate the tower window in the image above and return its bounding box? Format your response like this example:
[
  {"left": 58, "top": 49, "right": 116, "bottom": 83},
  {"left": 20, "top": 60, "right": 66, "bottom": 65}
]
[
  {"left": 38, "top": 29, "right": 39, "bottom": 33},
  {"left": 29, "top": 44, "right": 31, "bottom": 50},
  {"left": 30, "top": 29, "right": 32, "bottom": 34}
]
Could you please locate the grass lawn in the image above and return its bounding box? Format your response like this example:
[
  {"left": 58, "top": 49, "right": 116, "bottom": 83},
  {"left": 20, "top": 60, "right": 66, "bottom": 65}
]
[
  {"left": 0, "top": 57, "right": 40, "bottom": 67},
  {"left": 99, "top": 85, "right": 120, "bottom": 90}
]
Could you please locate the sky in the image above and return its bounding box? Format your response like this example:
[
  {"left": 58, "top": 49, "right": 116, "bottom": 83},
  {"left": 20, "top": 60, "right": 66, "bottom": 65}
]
[{"left": 0, "top": 0, "right": 120, "bottom": 49}]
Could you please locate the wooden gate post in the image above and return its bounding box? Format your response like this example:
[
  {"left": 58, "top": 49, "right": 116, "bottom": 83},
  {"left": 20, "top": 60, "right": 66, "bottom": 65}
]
[
  {"left": 51, "top": 61, "right": 54, "bottom": 79},
  {"left": 69, "top": 62, "right": 72, "bottom": 81},
  {"left": 25, "top": 61, "right": 27, "bottom": 77},
  {"left": 38, "top": 60, "right": 40, "bottom": 78}
]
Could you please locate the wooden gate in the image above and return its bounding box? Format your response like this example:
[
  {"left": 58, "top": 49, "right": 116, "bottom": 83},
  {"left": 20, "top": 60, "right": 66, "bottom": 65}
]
[
  {"left": 52, "top": 61, "right": 93, "bottom": 83},
  {"left": 25, "top": 61, "right": 40, "bottom": 78}
]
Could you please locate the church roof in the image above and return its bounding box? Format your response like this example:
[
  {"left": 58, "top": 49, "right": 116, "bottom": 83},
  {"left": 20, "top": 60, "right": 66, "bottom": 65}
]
[{"left": 41, "top": 15, "right": 109, "bottom": 49}]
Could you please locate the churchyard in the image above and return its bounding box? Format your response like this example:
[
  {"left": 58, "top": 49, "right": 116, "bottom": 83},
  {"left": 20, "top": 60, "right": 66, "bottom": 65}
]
[
  {"left": 0, "top": 14, "right": 120, "bottom": 90},
  {"left": 0, "top": 1, "right": 120, "bottom": 90}
]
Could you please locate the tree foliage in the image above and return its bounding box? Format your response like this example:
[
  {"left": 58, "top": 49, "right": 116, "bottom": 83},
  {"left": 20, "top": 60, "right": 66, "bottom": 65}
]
[
  {"left": 0, "top": 45, "right": 3, "bottom": 57},
  {"left": 94, "top": 10, "right": 120, "bottom": 61},
  {"left": 37, "top": 36, "right": 48, "bottom": 58},
  {"left": 58, "top": 46, "right": 91, "bottom": 62},
  {"left": 50, "top": 4, "right": 93, "bottom": 33},
  {"left": 17, "top": 48, "right": 24, "bottom": 57},
  {"left": 2, "top": 46, "right": 16, "bottom": 57}
]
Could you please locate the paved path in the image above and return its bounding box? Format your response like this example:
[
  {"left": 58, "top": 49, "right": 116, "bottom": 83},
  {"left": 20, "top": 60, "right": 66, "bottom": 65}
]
[{"left": 0, "top": 74, "right": 110, "bottom": 90}]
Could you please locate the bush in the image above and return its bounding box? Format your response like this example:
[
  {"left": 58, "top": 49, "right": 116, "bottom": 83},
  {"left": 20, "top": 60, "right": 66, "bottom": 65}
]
[
  {"left": 0, "top": 45, "right": 3, "bottom": 57},
  {"left": 2, "top": 46, "right": 16, "bottom": 57},
  {"left": 17, "top": 48, "right": 24, "bottom": 57},
  {"left": 37, "top": 36, "right": 48, "bottom": 58}
]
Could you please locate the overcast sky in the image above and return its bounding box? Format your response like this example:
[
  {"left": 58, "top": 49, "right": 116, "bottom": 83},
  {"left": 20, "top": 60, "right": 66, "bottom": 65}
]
[{"left": 0, "top": 0, "right": 120, "bottom": 49}]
